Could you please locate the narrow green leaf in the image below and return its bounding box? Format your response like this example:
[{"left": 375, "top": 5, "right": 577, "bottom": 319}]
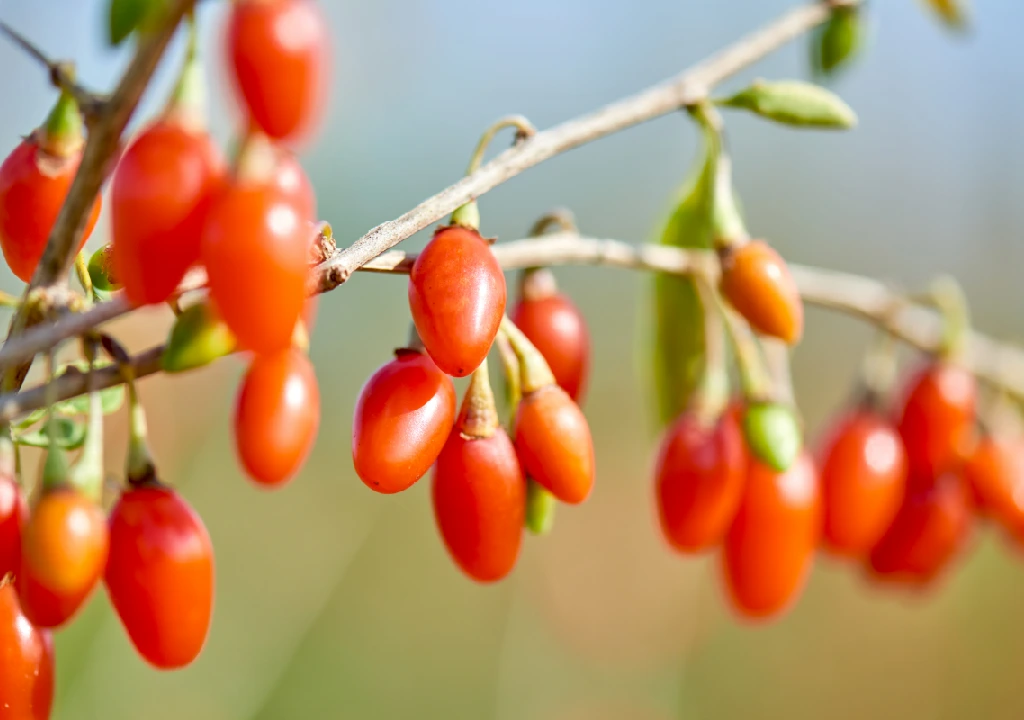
[
  {"left": 51, "top": 360, "right": 125, "bottom": 416},
  {"left": 16, "top": 417, "right": 87, "bottom": 450},
  {"left": 811, "top": 6, "right": 865, "bottom": 79},
  {"left": 107, "top": 0, "right": 168, "bottom": 47},
  {"left": 643, "top": 121, "right": 719, "bottom": 429},
  {"left": 719, "top": 80, "right": 857, "bottom": 130}
]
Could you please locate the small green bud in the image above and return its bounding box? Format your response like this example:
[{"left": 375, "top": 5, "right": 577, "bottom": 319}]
[
  {"left": 718, "top": 80, "right": 857, "bottom": 130},
  {"left": 742, "top": 401, "right": 802, "bottom": 473},
  {"left": 161, "top": 301, "right": 237, "bottom": 374},
  {"left": 812, "top": 6, "right": 865, "bottom": 79},
  {"left": 88, "top": 244, "right": 120, "bottom": 292},
  {"left": 525, "top": 479, "right": 556, "bottom": 535}
]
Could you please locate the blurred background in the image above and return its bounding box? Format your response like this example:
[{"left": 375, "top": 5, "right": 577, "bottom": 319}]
[{"left": 0, "top": 1, "right": 1022, "bottom": 718}]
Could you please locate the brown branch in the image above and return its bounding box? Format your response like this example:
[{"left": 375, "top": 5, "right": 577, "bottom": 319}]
[
  {"left": 1, "top": 0, "right": 196, "bottom": 392},
  {"left": 0, "top": 21, "right": 105, "bottom": 123},
  {"left": 2, "top": 235, "right": 1023, "bottom": 423},
  {"left": 311, "top": 0, "right": 838, "bottom": 293}
]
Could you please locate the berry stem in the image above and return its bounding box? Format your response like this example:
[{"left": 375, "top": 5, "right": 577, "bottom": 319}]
[
  {"left": 74, "top": 251, "right": 93, "bottom": 307},
  {"left": 499, "top": 315, "right": 556, "bottom": 394},
  {"left": 164, "top": 10, "right": 207, "bottom": 129},
  {"left": 0, "top": 290, "right": 21, "bottom": 309},
  {"left": 68, "top": 341, "right": 104, "bottom": 503},
  {"left": 100, "top": 333, "right": 156, "bottom": 484},
  {"left": 40, "top": 349, "right": 69, "bottom": 492},
  {"left": 495, "top": 332, "right": 521, "bottom": 432},
  {"left": 459, "top": 359, "right": 500, "bottom": 440},
  {"left": 528, "top": 209, "right": 578, "bottom": 239},
  {"left": 692, "top": 277, "right": 730, "bottom": 425},
  {"left": 718, "top": 299, "right": 772, "bottom": 400},
  {"left": 929, "top": 275, "right": 970, "bottom": 361},
  {"left": 403, "top": 322, "right": 426, "bottom": 354},
  {"left": 451, "top": 115, "right": 538, "bottom": 230},
  {"left": 39, "top": 84, "right": 85, "bottom": 159}
]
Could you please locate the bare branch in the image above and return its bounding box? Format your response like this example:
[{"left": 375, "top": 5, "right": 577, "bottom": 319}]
[
  {"left": 0, "top": 21, "right": 106, "bottom": 123},
  {"left": 312, "top": 0, "right": 835, "bottom": 293},
  {"left": 2, "top": 233, "right": 1024, "bottom": 423}
]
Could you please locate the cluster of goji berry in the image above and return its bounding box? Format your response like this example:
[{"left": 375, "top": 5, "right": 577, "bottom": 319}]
[
  {"left": 0, "top": 0, "right": 329, "bottom": 715},
  {"left": 353, "top": 215, "right": 594, "bottom": 582}
]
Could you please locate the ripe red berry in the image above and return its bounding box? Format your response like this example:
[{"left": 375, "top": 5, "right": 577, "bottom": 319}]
[
  {"left": 234, "top": 347, "right": 320, "bottom": 487},
  {"left": 654, "top": 409, "right": 745, "bottom": 553},
  {"left": 432, "top": 428, "right": 525, "bottom": 583},
  {"left": 201, "top": 174, "right": 312, "bottom": 354},
  {"left": 0, "top": 135, "right": 101, "bottom": 283},
  {"left": 510, "top": 271, "right": 590, "bottom": 403},
  {"left": 352, "top": 349, "right": 456, "bottom": 494},
  {"left": 408, "top": 225, "right": 507, "bottom": 378},
  {"left": 226, "top": 0, "right": 329, "bottom": 144},
  {"left": 0, "top": 579, "right": 55, "bottom": 720},
  {"left": 818, "top": 409, "right": 907, "bottom": 557},
  {"left": 896, "top": 361, "right": 976, "bottom": 482},
  {"left": 111, "top": 119, "right": 226, "bottom": 306},
  {"left": 514, "top": 384, "right": 595, "bottom": 505},
  {"left": 868, "top": 469, "right": 971, "bottom": 587},
  {"left": 964, "top": 435, "right": 1024, "bottom": 529},
  {"left": 18, "top": 487, "right": 109, "bottom": 628},
  {"left": 722, "top": 452, "right": 820, "bottom": 620},
  {"left": 719, "top": 239, "right": 803, "bottom": 345},
  {"left": 0, "top": 474, "right": 26, "bottom": 578},
  {"left": 105, "top": 483, "right": 214, "bottom": 670}
]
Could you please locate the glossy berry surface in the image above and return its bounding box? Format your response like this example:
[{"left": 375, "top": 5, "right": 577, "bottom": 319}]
[
  {"left": 511, "top": 291, "right": 590, "bottom": 403},
  {"left": 722, "top": 452, "right": 820, "bottom": 620},
  {"left": 352, "top": 350, "right": 456, "bottom": 494},
  {"left": 432, "top": 427, "right": 525, "bottom": 583},
  {"left": 226, "top": 0, "right": 329, "bottom": 143},
  {"left": 408, "top": 226, "right": 507, "bottom": 378},
  {"left": 105, "top": 485, "right": 215, "bottom": 670},
  {"left": 868, "top": 469, "right": 971, "bottom": 586},
  {"left": 234, "top": 348, "right": 320, "bottom": 487},
  {"left": 0, "top": 475, "right": 26, "bottom": 577},
  {"left": 720, "top": 239, "right": 803, "bottom": 345},
  {"left": 964, "top": 435, "right": 1024, "bottom": 531},
  {"left": 655, "top": 410, "right": 745, "bottom": 553},
  {"left": 111, "top": 119, "right": 225, "bottom": 306},
  {"left": 896, "top": 361, "right": 976, "bottom": 482},
  {"left": 819, "top": 409, "right": 907, "bottom": 557},
  {"left": 514, "top": 385, "right": 595, "bottom": 505},
  {"left": 0, "top": 138, "right": 101, "bottom": 283},
  {"left": 202, "top": 177, "right": 312, "bottom": 354},
  {"left": 0, "top": 580, "right": 55, "bottom": 720},
  {"left": 18, "top": 487, "right": 109, "bottom": 628}
]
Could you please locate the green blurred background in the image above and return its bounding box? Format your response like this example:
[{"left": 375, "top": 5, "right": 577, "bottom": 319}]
[{"left": 2, "top": 1, "right": 1023, "bottom": 718}]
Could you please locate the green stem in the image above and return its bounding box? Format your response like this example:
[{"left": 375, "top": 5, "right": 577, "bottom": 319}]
[
  {"left": 125, "top": 363, "right": 155, "bottom": 483},
  {"left": 0, "top": 290, "right": 21, "bottom": 309},
  {"left": 69, "top": 342, "right": 104, "bottom": 503},
  {"left": 164, "top": 10, "right": 206, "bottom": 127},
  {"left": 74, "top": 250, "right": 93, "bottom": 306},
  {"left": 692, "top": 278, "right": 730, "bottom": 424},
  {"left": 40, "top": 350, "right": 69, "bottom": 492},
  {"left": 499, "top": 315, "right": 556, "bottom": 394},
  {"left": 451, "top": 115, "right": 538, "bottom": 230},
  {"left": 40, "top": 85, "right": 84, "bottom": 158},
  {"left": 459, "top": 359, "right": 500, "bottom": 439},
  {"left": 495, "top": 333, "right": 521, "bottom": 433},
  {"left": 718, "top": 300, "right": 771, "bottom": 400}
]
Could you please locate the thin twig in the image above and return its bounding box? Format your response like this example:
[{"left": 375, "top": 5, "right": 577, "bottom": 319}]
[
  {"left": 1, "top": 234, "right": 1023, "bottom": 422},
  {"left": 0, "top": 21, "right": 105, "bottom": 123},
  {"left": 311, "top": 0, "right": 837, "bottom": 293}
]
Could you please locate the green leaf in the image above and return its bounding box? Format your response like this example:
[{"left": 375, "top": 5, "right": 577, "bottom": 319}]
[
  {"left": 920, "top": 0, "right": 970, "bottom": 32},
  {"left": 811, "top": 6, "right": 865, "bottom": 79},
  {"left": 107, "top": 0, "right": 168, "bottom": 47},
  {"left": 643, "top": 120, "right": 720, "bottom": 430},
  {"left": 719, "top": 80, "right": 857, "bottom": 130},
  {"left": 16, "top": 417, "right": 87, "bottom": 450},
  {"left": 51, "top": 360, "right": 125, "bottom": 416}
]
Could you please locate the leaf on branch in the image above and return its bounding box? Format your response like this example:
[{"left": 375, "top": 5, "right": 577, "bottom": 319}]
[
  {"left": 920, "top": 0, "right": 970, "bottom": 32},
  {"left": 16, "top": 361, "right": 125, "bottom": 427},
  {"left": 643, "top": 121, "right": 720, "bottom": 430},
  {"left": 108, "top": 0, "right": 169, "bottom": 47},
  {"left": 718, "top": 80, "right": 857, "bottom": 130},
  {"left": 811, "top": 6, "right": 865, "bottom": 79},
  {"left": 15, "top": 417, "right": 87, "bottom": 450}
]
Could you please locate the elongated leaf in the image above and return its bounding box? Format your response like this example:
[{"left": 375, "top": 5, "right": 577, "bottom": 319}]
[
  {"left": 643, "top": 123, "right": 719, "bottom": 429},
  {"left": 719, "top": 80, "right": 857, "bottom": 129},
  {"left": 811, "top": 6, "right": 865, "bottom": 79},
  {"left": 107, "top": 0, "right": 168, "bottom": 46},
  {"left": 16, "top": 417, "right": 87, "bottom": 450}
]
